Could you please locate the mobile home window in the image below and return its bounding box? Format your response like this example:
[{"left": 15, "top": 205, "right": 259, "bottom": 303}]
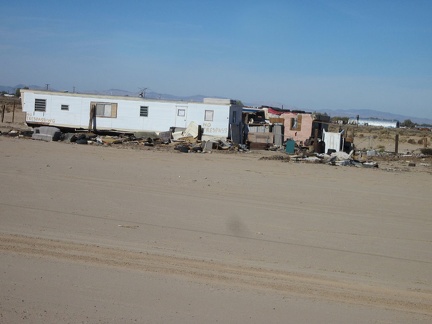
[
  {"left": 35, "top": 99, "right": 46, "bottom": 112},
  {"left": 61, "top": 104, "right": 69, "bottom": 111},
  {"left": 204, "top": 110, "right": 214, "bottom": 121},
  {"left": 233, "top": 111, "right": 237, "bottom": 123},
  {"left": 177, "top": 109, "right": 185, "bottom": 117},
  {"left": 290, "top": 115, "right": 302, "bottom": 131},
  {"left": 92, "top": 102, "right": 118, "bottom": 118},
  {"left": 140, "top": 106, "right": 148, "bottom": 117}
]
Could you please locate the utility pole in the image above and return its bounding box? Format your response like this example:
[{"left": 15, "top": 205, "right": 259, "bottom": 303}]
[
  {"left": 395, "top": 134, "right": 399, "bottom": 154},
  {"left": 45, "top": 84, "right": 50, "bottom": 90},
  {"left": 12, "top": 101, "right": 15, "bottom": 123}
]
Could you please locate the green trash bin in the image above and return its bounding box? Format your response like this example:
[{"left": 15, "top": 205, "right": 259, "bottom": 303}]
[{"left": 285, "top": 139, "right": 295, "bottom": 154}]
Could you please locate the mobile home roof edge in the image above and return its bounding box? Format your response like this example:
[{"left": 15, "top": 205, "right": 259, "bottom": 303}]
[{"left": 20, "top": 89, "right": 240, "bottom": 106}]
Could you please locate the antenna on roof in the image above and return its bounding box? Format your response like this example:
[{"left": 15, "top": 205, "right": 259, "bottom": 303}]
[{"left": 138, "top": 87, "right": 148, "bottom": 98}]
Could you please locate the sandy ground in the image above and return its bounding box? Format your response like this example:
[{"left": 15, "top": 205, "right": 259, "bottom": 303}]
[{"left": 1, "top": 136, "right": 432, "bottom": 323}]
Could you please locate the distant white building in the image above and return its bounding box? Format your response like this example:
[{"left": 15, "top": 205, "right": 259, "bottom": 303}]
[{"left": 348, "top": 118, "right": 399, "bottom": 128}]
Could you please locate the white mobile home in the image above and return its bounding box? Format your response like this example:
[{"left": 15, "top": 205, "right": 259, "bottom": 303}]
[{"left": 20, "top": 89, "right": 244, "bottom": 140}]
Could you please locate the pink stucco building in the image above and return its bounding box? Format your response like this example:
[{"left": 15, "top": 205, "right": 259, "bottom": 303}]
[
  {"left": 279, "top": 112, "right": 314, "bottom": 144},
  {"left": 264, "top": 107, "right": 329, "bottom": 145}
]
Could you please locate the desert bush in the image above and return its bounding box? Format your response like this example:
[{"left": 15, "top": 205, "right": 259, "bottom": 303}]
[
  {"left": 407, "top": 138, "right": 416, "bottom": 144},
  {"left": 420, "top": 148, "right": 432, "bottom": 155},
  {"left": 376, "top": 145, "right": 386, "bottom": 152},
  {"left": 401, "top": 119, "right": 416, "bottom": 128},
  {"left": 398, "top": 129, "right": 420, "bottom": 137},
  {"left": 380, "top": 133, "right": 392, "bottom": 139},
  {"left": 418, "top": 139, "right": 426, "bottom": 145}
]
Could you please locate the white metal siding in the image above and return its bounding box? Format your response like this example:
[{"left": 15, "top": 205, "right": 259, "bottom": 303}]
[
  {"left": 21, "top": 90, "right": 241, "bottom": 137},
  {"left": 323, "top": 130, "right": 343, "bottom": 152}
]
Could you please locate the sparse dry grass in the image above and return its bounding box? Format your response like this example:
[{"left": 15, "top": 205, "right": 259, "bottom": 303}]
[
  {"left": 0, "top": 96, "right": 23, "bottom": 124},
  {"left": 0, "top": 96, "right": 21, "bottom": 111},
  {"left": 329, "top": 124, "right": 431, "bottom": 152}
]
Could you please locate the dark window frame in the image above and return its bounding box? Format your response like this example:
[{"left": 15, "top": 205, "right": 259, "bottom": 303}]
[
  {"left": 35, "top": 98, "right": 47, "bottom": 112},
  {"left": 177, "top": 109, "right": 185, "bottom": 117},
  {"left": 204, "top": 110, "right": 214, "bottom": 121},
  {"left": 92, "top": 102, "right": 118, "bottom": 118},
  {"left": 140, "top": 106, "right": 149, "bottom": 117}
]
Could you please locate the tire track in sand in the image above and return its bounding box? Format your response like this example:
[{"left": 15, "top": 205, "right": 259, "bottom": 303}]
[{"left": 1, "top": 234, "right": 431, "bottom": 315}]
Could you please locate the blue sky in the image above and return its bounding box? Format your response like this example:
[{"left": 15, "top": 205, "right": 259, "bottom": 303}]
[{"left": 1, "top": 0, "right": 431, "bottom": 118}]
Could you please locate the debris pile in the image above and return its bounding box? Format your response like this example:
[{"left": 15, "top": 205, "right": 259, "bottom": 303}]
[
  {"left": 259, "top": 155, "right": 291, "bottom": 162},
  {"left": 0, "top": 125, "right": 248, "bottom": 153},
  {"left": 290, "top": 150, "right": 379, "bottom": 168},
  {"left": 2, "top": 126, "right": 430, "bottom": 173}
]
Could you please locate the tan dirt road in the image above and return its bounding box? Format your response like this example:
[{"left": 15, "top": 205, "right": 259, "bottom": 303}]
[{"left": 1, "top": 137, "right": 431, "bottom": 323}]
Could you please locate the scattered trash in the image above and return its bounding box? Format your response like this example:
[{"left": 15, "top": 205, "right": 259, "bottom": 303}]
[
  {"left": 268, "top": 149, "right": 380, "bottom": 168},
  {"left": 32, "top": 126, "right": 62, "bottom": 142},
  {"left": 7, "top": 130, "right": 20, "bottom": 137},
  {"left": 63, "top": 133, "right": 77, "bottom": 143},
  {"left": 259, "top": 155, "right": 290, "bottom": 162},
  {"left": 75, "top": 134, "right": 89, "bottom": 145},
  {"left": 118, "top": 225, "right": 139, "bottom": 229},
  {"left": 158, "top": 131, "right": 172, "bottom": 144},
  {"left": 202, "top": 140, "right": 216, "bottom": 153},
  {"left": 3, "top": 125, "right": 431, "bottom": 173},
  {"left": 97, "top": 136, "right": 124, "bottom": 145},
  {"left": 174, "top": 144, "right": 190, "bottom": 153}
]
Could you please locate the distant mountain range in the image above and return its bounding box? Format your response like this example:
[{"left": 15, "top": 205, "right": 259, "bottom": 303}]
[
  {"left": 314, "top": 108, "right": 432, "bottom": 125},
  {"left": 2, "top": 84, "right": 431, "bottom": 125}
]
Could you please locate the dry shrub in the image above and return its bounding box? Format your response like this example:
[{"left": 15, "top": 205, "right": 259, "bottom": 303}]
[
  {"left": 407, "top": 138, "right": 416, "bottom": 144},
  {"left": 376, "top": 145, "right": 385, "bottom": 152},
  {"left": 420, "top": 148, "right": 432, "bottom": 155}
]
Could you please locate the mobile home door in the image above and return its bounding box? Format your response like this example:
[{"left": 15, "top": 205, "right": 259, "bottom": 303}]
[{"left": 175, "top": 105, "right": 188, "bottom": 128}]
